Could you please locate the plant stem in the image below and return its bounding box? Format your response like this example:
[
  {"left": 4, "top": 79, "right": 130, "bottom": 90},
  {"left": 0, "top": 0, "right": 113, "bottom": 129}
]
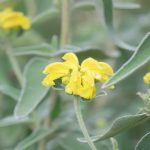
[
  {"left": 74, "top": 97, "right": 97, "bottom": 150},
  {"left": 6, "top": 46, "right": 23, "bottom": 87},
  {"left": 60, "top": 0, "right": 71, "bottom": 47},
  {"left": 25, "top": 0, "right": 37, "bottom": 17},
  {"left": 110, "top": 138, "right": 119, "bottom": 150},
  {"left": 38, "top": 90, "right": 57, "bottom": 150}
]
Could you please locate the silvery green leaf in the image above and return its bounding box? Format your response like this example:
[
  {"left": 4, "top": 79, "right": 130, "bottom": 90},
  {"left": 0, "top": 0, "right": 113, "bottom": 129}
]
[
  {"left": 135, "top": 132, "right": 150, "bottom": 150},
  {"left": 78, "top": 114, "right": 149, "bottom": 143},
  {"left": 103, "top": 32, "right": 150, "bottom": 88},
  {"left": 14, "top": 58, "right": 49, "bottom": 118}
]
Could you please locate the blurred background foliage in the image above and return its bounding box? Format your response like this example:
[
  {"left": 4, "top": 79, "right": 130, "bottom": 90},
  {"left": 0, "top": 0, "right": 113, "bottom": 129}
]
[{"left": 0, "top": 0, "right": 150, "bottom": 150}]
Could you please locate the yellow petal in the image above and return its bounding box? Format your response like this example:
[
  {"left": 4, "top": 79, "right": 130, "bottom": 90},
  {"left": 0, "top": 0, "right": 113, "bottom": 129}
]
[
  {"left": 43, "top": 62, "right": 69, "bottom": 75},
  {"left": 81, "top": 58, "right": 103, "bottom": 80},
  {"left": 78, "top": 72, "right": 96, "bottom": 99},
  {"left": 78, "top": 85, "right": 96, "bottom": 100},
  {"left": 2, "top": 16, "right": 30, "bottom": 30},
  {"left": 81, "top": 71, "right": 95, "bottom": 86},
  {"left": 143, "top": 72, "right": 150, "bottom": 85},
  {"left": 65, "top": 69, "right": 81, "bottom": 95},
  {"left": 98, "top": 62, "right": 114, "bottom": 76},
  {"left": 42, "top": 73, "right": 65, "bottom": 87},
  {"left": 0, "top": 8, "right": 31, "bottom": 30},
  {"left": 81, "top": 58, "right": 113, "bottom": 83},
  {"left": 42, "top": 75, "right": 55, "bottom": 87},
  {"left": 81, "top": 58, "right": 99, "bottom": 71},
  {"left": 42, "top": 62, "right": 71, "bottom": 87},
  {"left": 62, "top": 53, "right": 79, "bottom": 68}
]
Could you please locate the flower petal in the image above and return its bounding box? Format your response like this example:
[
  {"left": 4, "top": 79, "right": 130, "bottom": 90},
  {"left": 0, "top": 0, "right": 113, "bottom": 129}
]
[
  {"left": 42, "top": 75, "right": 55, "bottom": 87},
  {"left": 143, "top": 72, "right": 150, "bottom": 84},
  {"left": 81, "top": 58, "right": 113, "bottom": 83},
  {"left": 98, "top": 62, "right": 114, "bottom": 76},
  {"left": 42, "top": 62, "right": 70, "bottom": 87},
  {"left": 81, "top": 58, "right": 103, "bottom": 79},
  {"left": 78, "top": 71, "right": 96, "bottom": 99},
  {"left": 62, "top": 53, "right": 79, "bottom": 68},
  {"left": 0, "top": 8, "right": 31, "bottom": 30},
  {"left": 43, "top": 62, "right": 69, "bottom": 75},
  {"left": 78, "top": 85, "right": 96, "bottom": 100},
  {"left": 42, "top": 73, "right": 65, "bottom": 87},
  {"left": 65, "top": 69, "right": 81, "bottom": 95}
]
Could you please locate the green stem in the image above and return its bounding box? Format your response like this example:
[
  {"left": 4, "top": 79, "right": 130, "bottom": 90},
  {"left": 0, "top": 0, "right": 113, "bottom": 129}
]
[
  {"left": 25, "top": 0, "right": 37, "bottom": 17},
  {"left": 74, "top": 97, "right": 97, "bottom": 150},
  {"left": 6, "top": 46, "right": 23, "bottom": 87},
  {"left": 60, "top": 0, "right": 71, "bottom": 47},
  {"left": 110, "top": 138, "right": 119, "bottom": 150}
]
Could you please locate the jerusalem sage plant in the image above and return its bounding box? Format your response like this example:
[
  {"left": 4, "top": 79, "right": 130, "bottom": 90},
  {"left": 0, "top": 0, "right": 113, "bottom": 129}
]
[{"left": 0, "top": 0, "right": 150, "bottom": 150}]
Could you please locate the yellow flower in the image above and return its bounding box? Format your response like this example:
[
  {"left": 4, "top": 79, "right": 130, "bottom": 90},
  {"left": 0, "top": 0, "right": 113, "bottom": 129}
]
[
  {"left": 42, "top": 53, "right": 114, "bottom": 100},
  {"left": 0, "top": 8, "right": 31, "bottom": 30},
  {"left": 143, "top": 72, "right": 150, "bottom": 85}
]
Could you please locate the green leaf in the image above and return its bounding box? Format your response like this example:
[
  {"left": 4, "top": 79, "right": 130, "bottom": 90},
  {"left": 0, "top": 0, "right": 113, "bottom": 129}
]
[
  {"left": 73, "top": 2, "right": 95, "bottom": 11},
  {"left": 0, "top": 55, "right": 20, "bottom": 100},
  {"left": 103, "top": 32, "right": 150, "bottom": 88},
  {"left": 58, "top": 132, "right": 113, "bottom": 150},
  {"left": 32, "top": 9, "right": 58, "bottom": 25},
  {"left": 14, "top": 121, "right": 70, "bottom": 150},
  {"left": 58, "top": 133, "right": 89, "bottom": 150},
  {"left": 74, "top": 1, "right": 140, "bottom": 11},
  {"left": 114, "top": 2, "right": 140, "bottom": 10},
  {"left": 13, "top": 43, "right": 54, "bottom": 57},
  {"left": 135, "top": 132, "right": 150, "bottom": 150},
  {"left": 14, "top": 58, "right": 49, "bottom": 118},
  {"left": 0, "top": 85, "right": 19, "bottom": 100},
  {"left": 95, "top": 0, "right": 136, "bottom": 51},
  {"left": 78, "top": 113, "right": 149, "bottom": 143},
  {"left": 32, "top": 96, "right": 50, "bottom": 124},
  {"left": 14, "top": 128, "right": 55, "bottom": 150},
  {"left": 0, "top": 116, "right": 31, "bottom": 127},
  {"left": 13, "top": 44, "right": 116, "bottom": 59}
]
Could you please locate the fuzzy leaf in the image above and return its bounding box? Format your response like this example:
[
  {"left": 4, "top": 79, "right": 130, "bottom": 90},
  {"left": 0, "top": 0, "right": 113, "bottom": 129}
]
[
  {"left": 14, "top": 128, "right": 55, "bottom": 150},
  {"left": 13, "top": 44, "right": 116, "bottom": 59},
  {"left": 74, "top": 1, "right": 140, "bottom": 11},
  {"left": 13, "top": 43, "right": 54, "bottom": 56},
  {"left": 135, "top": 132, "right": 150, "bottom": 150},
  {"left": 103, "top": 32, "right": 150, "bottom": 88},
  {"left": 32, "top": 9, "right": 58, "bottom": 25},
  {"left": 95, "top": 0, "right": 136, "bottom": 51},
  {"left": 78, "top": 114, "right": 149, "bottom": 143},
  {"left": 14, "top": 58, "right": 49, "bottom": 118},
  {"left": 0, "top": 116, "right": 31, "bottom": 127},
  {"left": 0, "top": 85, "right": 19, "bottom": 100},
  {"left": 14, "top": 121, "right": 70, "bottom": 150},
  {"left": 0, "top": 55, "right": 20, "bottom": 100}
]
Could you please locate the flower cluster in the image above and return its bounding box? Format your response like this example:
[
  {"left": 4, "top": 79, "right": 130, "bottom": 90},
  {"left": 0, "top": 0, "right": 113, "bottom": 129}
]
[
  {"left": 143, "top": 72, "right": 150, "bottom": 85},
  {"left": 0, "top": 8, "right": 31, "bottom": 30},
  {"left": 42, "top": 53, "right": 114, "bottom": 100}
]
